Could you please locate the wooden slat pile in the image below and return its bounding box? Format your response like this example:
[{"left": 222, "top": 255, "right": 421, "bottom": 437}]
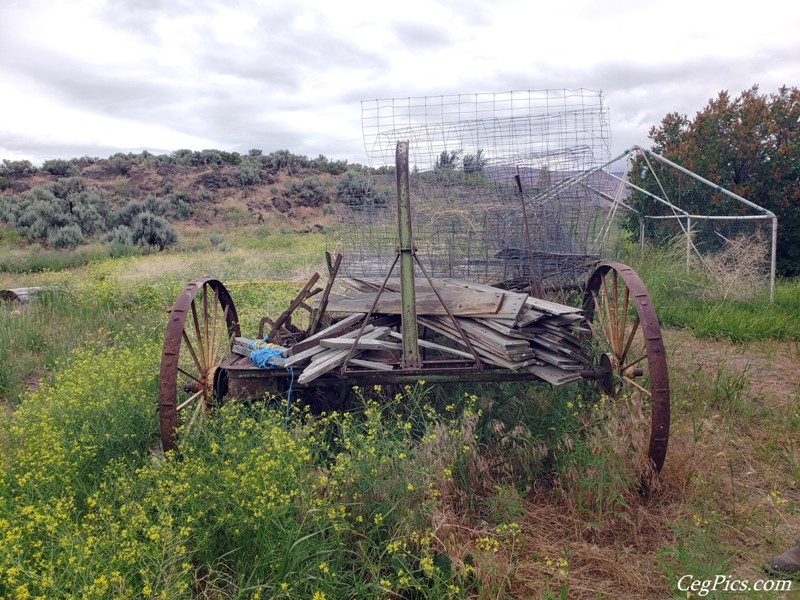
[{"left": 232, "top": 265, "right": 589, "bottom": 386}]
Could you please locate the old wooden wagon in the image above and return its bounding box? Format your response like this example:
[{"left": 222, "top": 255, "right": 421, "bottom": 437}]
[{"left": 157, "top": 142, "right": 670, "bottom": 474}]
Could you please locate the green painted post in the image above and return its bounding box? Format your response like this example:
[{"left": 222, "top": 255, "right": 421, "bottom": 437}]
[{"left": 396, "top": 141, "right": 421, "bottom": 368}]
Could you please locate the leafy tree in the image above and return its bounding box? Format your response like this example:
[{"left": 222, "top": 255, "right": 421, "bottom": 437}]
[
  {"left": 629, "top": 85, "right": 800, "bottom": 275},
  {"left": 434, "top": 149, "right": 461, "bottom": 171},
  {"left": 462, "top": 149, "right": 487, "bottom": 175}
]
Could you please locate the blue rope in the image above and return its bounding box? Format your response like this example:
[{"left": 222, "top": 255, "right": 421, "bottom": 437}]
[
  {"left": 247, "top": 337, "right": 293, "bottom": 427},
  {"left": 249, "top": 346, "right": 286, "bottom": 369}
]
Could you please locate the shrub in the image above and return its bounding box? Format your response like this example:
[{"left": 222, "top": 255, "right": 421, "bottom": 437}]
[
  {"left": 72, "top": 203, "right": 106, "bottom": 236},
  {"left": 265, "top": 149, "right": 309, "bottom": 172},
  {"left": 0, "top": 177, "right": 12, "bottom": 191},
  {"left": 111, "top": 200, "right": 146, "bottom": 227},
  {"left": 1, "top": 158, "right": 37, "bottom": 177},
  {"left": 335, "top": 170, "right": 388, "bottom": 207},
  {"left": 142, "top": 194, "right": 168, "bottom": 216},
  {"left": 103, "top": 225, "right": 134, "bottom": 246},
  {"left": 191, "top": 149, "right": 223, "bottom": 166},
  {"left": 42, "top": 159, "right": 80, "bottom": 177},
  {"left": 106, "top": 153, "right": 133, "bottom": 175},
  {"left": 233, "top": 160, "right": 261, "bottom": 187},
  {"left": 47, "top": 224, "right": 85, "bottom": 249},
  {"left": 131, "top": 211, "right": 177, "bottom": 249},
  {"left": 16, "top": 189, "right": 73, "bottom": 241},
  {"left": 51, "top": 176, "right": 86, "bottom": 199},
  {"left": 287, "top": 177, "right": 328, "bottom": 207},
  {"left": 172, "top": 149, "right": 195, "bottom": 165}
]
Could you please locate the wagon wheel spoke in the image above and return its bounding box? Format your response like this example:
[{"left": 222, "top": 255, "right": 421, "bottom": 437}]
[
  {"left": 184, "top": 392, "right": 206, "bottom": 436},
  {"left": 190, "top": 299, "right": 208, "bottom": 371},
  {"left": 177, "top": 367, "right": 203, "bottom": 385},
  {"left": 211, "top": 304, "right": 231, "bottom": 365},
  {"left": 176, "top": 390, "right": 203, "bottom": 412},
  {"left": 210, "top": 286, "right": 220, "bottom": 367},
  {"left": 159, "top": 278, "right": 240, "bottom": 454},
  {"left": 621, "top": 353, "right": 647, "bottom": 373},
  {"left": 584, "top": 263, "right": 671, "bottom": 474},
  {"left": 592, "top": 295, "right": 613, "bottom": 353},
  {"left": 181, "top": 330, "right": 204, "bottom": 373},
  {"left": 620, "top": 316, "right": 640, "bottom": 366},
  {"left": 622, "top": 375, "right": 653, "bottom": 398}
]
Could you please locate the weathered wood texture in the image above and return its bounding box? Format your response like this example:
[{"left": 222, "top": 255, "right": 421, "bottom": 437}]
[{"left": 237, "top": 276, "right": 592, "bottom": 385}]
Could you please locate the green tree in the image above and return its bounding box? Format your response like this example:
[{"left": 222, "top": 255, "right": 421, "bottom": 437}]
[
  {"left": 629, "top": 85, "right": 800, "bottom": 275},
  {"left": 434, "top": 149, "right": 461, "bottom": 171},
  {"left": 462, "top": 149, "right": 486, "bottom": 174}
]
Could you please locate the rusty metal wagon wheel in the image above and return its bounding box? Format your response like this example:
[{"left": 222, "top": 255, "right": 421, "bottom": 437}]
[
  {"left": 159, "top": 278, "right": 240, "bottom": 453},
  {"left": 582, "top": 262, "right": 670, "bottom": 474}
]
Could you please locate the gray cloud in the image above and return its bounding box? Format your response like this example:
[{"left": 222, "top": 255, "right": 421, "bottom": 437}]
[
  {"left": 1, "top": 0, "right": 798, "bottom": 166},
  {"left": 391, "top": 21, "right": 453, "bottom": 49}
]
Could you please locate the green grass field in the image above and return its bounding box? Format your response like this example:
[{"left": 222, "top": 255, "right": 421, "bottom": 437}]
[{"left": 1, "top": 234, "right": 798, "bottom": 599}]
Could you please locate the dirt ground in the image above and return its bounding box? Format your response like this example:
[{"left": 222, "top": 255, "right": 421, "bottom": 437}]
[{"left": 666, "top": 329, "right": 800, "bottom": 406}]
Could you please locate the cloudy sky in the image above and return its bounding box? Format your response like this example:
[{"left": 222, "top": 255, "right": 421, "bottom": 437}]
[{"left": 1, "top": 0, "right": 798, "bottom": 167}]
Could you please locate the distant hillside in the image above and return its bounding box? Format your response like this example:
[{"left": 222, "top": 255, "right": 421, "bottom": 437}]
[{"left": 0, "top": 149, "right": 377, "bottom": 252}]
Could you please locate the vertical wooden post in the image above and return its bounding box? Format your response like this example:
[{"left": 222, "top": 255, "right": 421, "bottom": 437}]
[{"left": 396, "top": 141, "right": 421, "bottom": 368}]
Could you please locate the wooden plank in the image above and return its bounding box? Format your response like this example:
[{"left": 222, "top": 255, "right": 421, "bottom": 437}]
[
  {"left": 531, "top": 346, "right": 583, "bottom": 369},
  {"left": 444, "top": 317, "right": 530, "bottom": 350},
  {"left": 524, "top": 296, "right": 581, "bottom": 316},
  {"left": 527, "top": 365, "right": 584, "bottom": 386},
  {"left": 417, "top": 317, "right": 536, "bottom": 366},
  {"left": 387, "top": 331, "right": 476, "bottom": 360},
  {"left": 324, "top": 289, "right": 503, "bottom": 317},
  {"left": 267, "top": 272, "right": 321, "bottom": 339},
  {"left": 347, "top": 358, "right": 394, "bottom": 371},
  {"left": 320, "top": 338, "right": 403, "bottom": 351},
  {"left": 438, "top": 278, "right": 528, "bottom": 320},
  {"left": 339, "top": 277, "right": 526, "bottom": 320},
  {"left": 515, "top": 307, "right": 546, "bottom": 327},
  {"left": 288, "top": 313, "right": 365, "bottom": 355},
  {"left": 298, "top": 328, "right": 387, "bottom": 384},
  {"left": 284, "top": 323, "right": 377, "bottom": 366}
]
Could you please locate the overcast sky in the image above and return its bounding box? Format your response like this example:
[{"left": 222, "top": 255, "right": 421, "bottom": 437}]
[{"left": 1, "top": 0, "right": 798, "bottom": 167}]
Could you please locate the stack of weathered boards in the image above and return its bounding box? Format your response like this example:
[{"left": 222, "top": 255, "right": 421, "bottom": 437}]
[{"left": 240, "top": 277, "right": 589, "bottom": 386}]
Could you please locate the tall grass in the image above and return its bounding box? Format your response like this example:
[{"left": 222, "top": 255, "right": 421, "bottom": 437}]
[
  {"left": 622, "top": 246, "right": 800, "bottom": 342},
  {"left": 1, "top": 237, "right": 798, "bottom": 598}
]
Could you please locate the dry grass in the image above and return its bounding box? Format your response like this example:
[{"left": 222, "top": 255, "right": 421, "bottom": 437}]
[{"left": 691, "top": 231, "right": 771, "bottom": 302}]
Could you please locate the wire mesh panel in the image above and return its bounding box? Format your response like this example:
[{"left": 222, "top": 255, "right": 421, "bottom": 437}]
[
  {"left": 329, "top": 91, "right": 776, "bottom": 300},
  {"left": 330, "top": 90, "right": 615, "bottom": 290}
]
